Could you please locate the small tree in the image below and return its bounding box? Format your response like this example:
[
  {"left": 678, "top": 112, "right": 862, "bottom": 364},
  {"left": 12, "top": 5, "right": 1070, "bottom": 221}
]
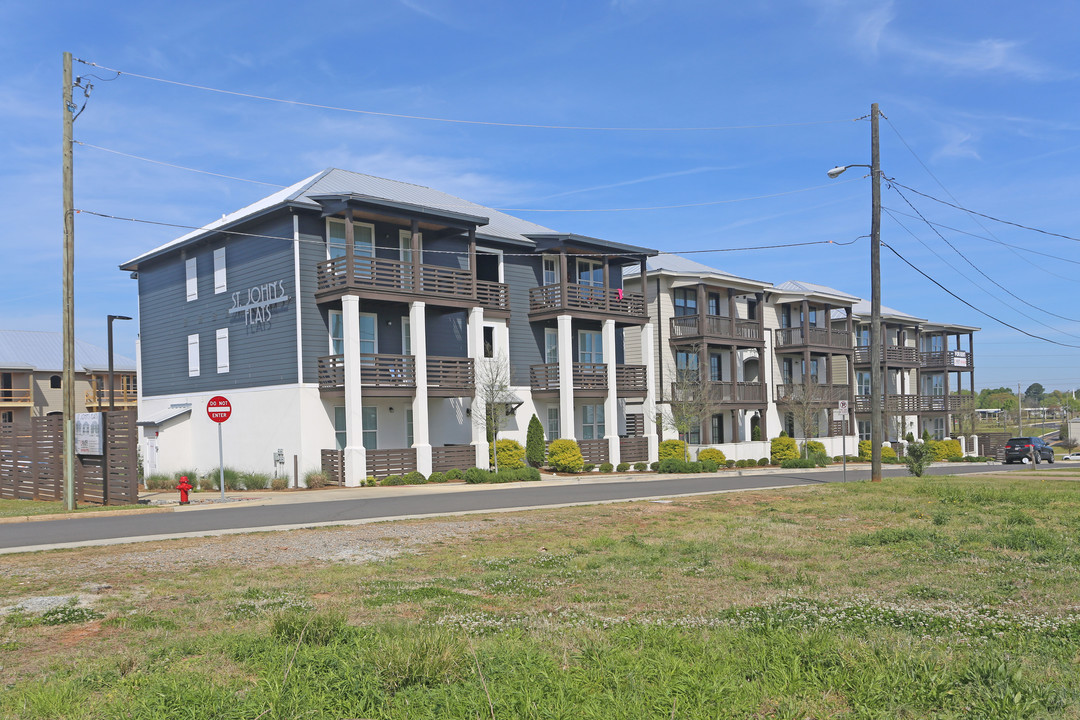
[
  {"left": 526, "top": 414, "right": 546, "bottom": 467},
  {"left": 1061, "top": 437, "right": 1079, "bottom": 453},
  {"left": 782, "top": 381, "right": 832, "bottom": 458},
  {"left": 664, "top": 344, "right": 721, "bottom": 460},
  {"left": 473, "top": 353, "right": 518, "bottom": 472},
  {"left": 905, "top": 441, "right": 934, "bottom": 477}
]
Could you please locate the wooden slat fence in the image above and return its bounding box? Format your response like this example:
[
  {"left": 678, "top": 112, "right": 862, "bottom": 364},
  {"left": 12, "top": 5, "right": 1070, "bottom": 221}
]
[
  {"left": 367, "top": 448, "right": 417, "bottom": 477},
  {"left": 321, "top": 449, "right": 345, "bottom": 486},
  {"left": 578, "top": 439, "right": 609, "bottom": 465},
  {"left": 620, "top": 436, "right": 649, "bottom": 464},
  {"left": 432, "top": 445, "right": 475, "bottom": 473}
]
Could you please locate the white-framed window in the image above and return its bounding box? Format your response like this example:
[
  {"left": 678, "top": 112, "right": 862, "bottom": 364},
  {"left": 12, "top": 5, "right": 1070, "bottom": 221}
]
[
  {"left": 213, "top": 248, "right": 226, "bottom": 294},
  {"left": 359, "top": 313, "right": 378, "bottom": 356},
  {"left": 542, "top": 255, "right": 560, "bottom": 285},
  {"left": 334, "top": 406, "right": 346, "bottom": 450},
  {"left": 578, "top": 330, "right": 603, "bottom": 364},
  {"left": 546, "top": 406, "right": 560, "bottom": 441},
  {"left": 857, "top": 371, "right": 871, "bottom": 396},
  {"left": 483, "top": 324, "right": 496, "bottom": 358},
  {"left": 327, "top": 219, "right": 375, "bottom": 259},
  {"left": 582, "top": 404, "right": 605, "bottom": 440},
  {"left": 185, "top": 257, "right": 198, "bottom": 301},
  {"left": 402, "top": 316, "right": 412, "bottom": 355},
  {"left": 673, "top": 288, "right": 697, "bottom": 317},
  {"left": 922, "top": 374, "right": 945, "bottom": 396},
  {"left": 215, "top": 328, "right": 229, "bottom": 374},
  {"left": 398, "top": 229, "right": 423, "bottom": 263},
  {"left": 405, "top": 407, "right": 414, "bottom": 447},
  {"left": 857, "top": 325, "right": 870, "bottom": 347},
  {"left": 362, "top": 407, "right": 377, "bottom": 450},
  {"left": 544, "top": 328, "right": 559, "bottom": 364},
  {"left": 680, "top": 424, "right": 701, "bottom": 445},
  {"left": 675, "top": 348, "right": 698, "bottom": 383},
  {"left": 858, "top": 420, "right": 871, "bottom": 441},
  {"left": 329, "top": 310, "right": 344, "bottom": 355},
  {"left": 576, "top": 258, "right": 602, "bottom": 287},
  {"left": 187, "top": 334, "right": 200, "bottom": 377}
]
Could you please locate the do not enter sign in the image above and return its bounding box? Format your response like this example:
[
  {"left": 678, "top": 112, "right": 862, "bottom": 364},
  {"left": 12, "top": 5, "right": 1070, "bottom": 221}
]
[{"left": 207, "top": 396, "right": 232, "bottom": 423}]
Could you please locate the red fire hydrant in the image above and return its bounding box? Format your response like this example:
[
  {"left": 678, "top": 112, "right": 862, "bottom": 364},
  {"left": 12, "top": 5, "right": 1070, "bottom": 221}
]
[{"left": 176, "top": 476, "right": 193, "bottom": 505}]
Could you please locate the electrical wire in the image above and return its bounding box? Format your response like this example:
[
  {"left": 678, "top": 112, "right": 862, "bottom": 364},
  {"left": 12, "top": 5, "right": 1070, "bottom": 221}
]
[
  {"left": 880, "top": 240, "right": 1080, "bottom": 349},
  {"left": 74, "top": 141, "right": 288, "bottom": 187},
  {"left": 76, "top": 59, "right": 859, "bottom": 132}
]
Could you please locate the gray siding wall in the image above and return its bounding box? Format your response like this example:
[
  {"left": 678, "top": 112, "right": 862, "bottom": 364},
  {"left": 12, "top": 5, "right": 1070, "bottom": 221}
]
[
  {"left": 504, "top": 253, "right": 543, "bottom": 386},
  {"left": 298, "top": 223, "right": 327, "bottom": 384},
  {"left": 140, "top": 214, "right": 297, "bottom": 396}
]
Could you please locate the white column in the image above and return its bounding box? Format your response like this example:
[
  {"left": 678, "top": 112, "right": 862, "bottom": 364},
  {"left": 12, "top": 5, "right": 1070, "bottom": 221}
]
[
  {"left": 468, "top": 306, "right": 488, "bottom": 467},
  {"left": 557, "top": 314, "right": 575, "bottom": 440},
  {"left": 341, "top": 295, "right": 365, "bottom": 486},
  {"left": 410, "top": 301, "right": 432, "bottom": 476},
  {"left": 641, "top": 322, "right": 659, "bottom": 463},
  {"left": 971, "top": 434, "right": 979, "bottom": 457},
  {"left": 603, "top": 318, "right": 620, "bottom": 466}
]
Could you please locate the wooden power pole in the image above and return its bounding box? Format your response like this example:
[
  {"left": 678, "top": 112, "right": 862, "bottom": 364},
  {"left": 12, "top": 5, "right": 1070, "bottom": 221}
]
[
  {"left": 62, "top": 51, "right": 76, "bottom": 511},
  {"left": 869, "top": 103, "right": 883, "bottom": 483}
]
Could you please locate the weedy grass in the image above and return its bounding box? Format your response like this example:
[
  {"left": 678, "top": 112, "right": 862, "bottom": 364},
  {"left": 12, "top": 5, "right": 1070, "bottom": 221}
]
[{"left": 3, "top": 473, "right": 1080, "bottom": 718}]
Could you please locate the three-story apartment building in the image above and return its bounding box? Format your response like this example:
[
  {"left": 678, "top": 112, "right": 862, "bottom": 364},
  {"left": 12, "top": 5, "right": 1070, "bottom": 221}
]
[{"left": 122, "top": 169, "right": 658, "bottom": 484}]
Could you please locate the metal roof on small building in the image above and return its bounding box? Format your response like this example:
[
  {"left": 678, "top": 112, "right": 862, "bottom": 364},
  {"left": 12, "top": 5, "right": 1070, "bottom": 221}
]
[{"left": 0, "top": 330, "right": 136, "bottom": 373}]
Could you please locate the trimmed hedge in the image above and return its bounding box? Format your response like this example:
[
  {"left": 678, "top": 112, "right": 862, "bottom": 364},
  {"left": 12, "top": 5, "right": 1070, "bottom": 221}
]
[
  {"left": 599, "top": 462, "right": 614, "bottom": 473},
  {"left": 804, "top": 440, "right": 826, "bottom": 457},
  {"left": 446, "top": 468, "right": 464, "bottom": 480},
  {"left": 659, "top": 439, "right": 687, "bottom": 461},
  {"left": 490, "top": 439, "right": 526, "bottom": 470},
  {"left": 404, "top": 471, "right": 427, "bottom": 484},
  {"left": 634, "top": 462, "right": 648, "bottom": 471},
  {"left": 428, "top": 471, "right": 447, "bottom": 483},
  {"left": 616, "top": 462, "right": 630, "bottom": 472},
  {"left": 697, "top": 447, "right": 726, "bottom": 465},
  {"left": 771, "top": 436, "right": 799, "bottom": 465},
  {"left": 781, "top": 458, "right": 816, "bottom": 469},
  {"left": 548, "top": 439, "right": 584, "bottom": 473}
]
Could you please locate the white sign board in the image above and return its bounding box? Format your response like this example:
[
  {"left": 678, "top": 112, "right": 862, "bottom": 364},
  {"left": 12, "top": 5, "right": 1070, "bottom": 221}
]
[
  {"left": 74, "top": 412, "right": 104, "bottom": 455},
  {"left": 837, "top": 400, "right": 849, "bottom": 413},
  {"left": 833, "top": 409, "right": 847, "bottom": 421}
]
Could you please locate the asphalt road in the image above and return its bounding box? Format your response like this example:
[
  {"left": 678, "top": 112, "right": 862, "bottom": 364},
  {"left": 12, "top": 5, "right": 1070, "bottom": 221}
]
[{"left": 0, "top": 463, "right": 1027, "bottom": 553}]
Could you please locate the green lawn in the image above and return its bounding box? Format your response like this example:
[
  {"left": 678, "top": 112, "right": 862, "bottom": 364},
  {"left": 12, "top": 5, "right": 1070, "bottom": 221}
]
[
  {"left": 3, "top": 471, "right": 1080, "bottom": 718},
  {"left": 0, "top": 498, "right": 147, "bottom": 519}
]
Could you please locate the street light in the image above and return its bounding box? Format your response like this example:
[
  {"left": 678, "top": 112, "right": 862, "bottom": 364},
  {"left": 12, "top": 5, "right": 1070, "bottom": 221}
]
[
  {"left": 107, "top": 315, "right": 133, "bottom": 411},
  {"left": 829, "top": 102, "right": 883, "bottom": 483}
]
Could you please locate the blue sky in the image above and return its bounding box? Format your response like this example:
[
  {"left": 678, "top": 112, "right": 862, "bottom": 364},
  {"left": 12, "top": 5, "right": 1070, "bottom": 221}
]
[{"left": 2, "top": 1, "right": 1078, "bottom": 391}]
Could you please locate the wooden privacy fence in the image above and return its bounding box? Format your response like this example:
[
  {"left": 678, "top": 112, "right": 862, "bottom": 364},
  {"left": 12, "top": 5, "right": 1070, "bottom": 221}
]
[
  {"left": 0, "top": 411, "right": 138, "bottom": 505},
  {"left": 432, "top": 445, "right": 475, "bottom": 473},
  {"left": 620, "top": 436, "right": 649, "bottom": 464}
]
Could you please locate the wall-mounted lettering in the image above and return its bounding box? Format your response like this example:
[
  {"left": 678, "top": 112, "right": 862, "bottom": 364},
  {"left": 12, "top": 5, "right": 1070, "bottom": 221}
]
[{"left": 229, "top": 280, "right": 290, "bottom": 326}]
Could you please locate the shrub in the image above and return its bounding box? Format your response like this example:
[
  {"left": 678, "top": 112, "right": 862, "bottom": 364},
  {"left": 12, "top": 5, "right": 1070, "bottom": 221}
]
[
  {"left": 489, "top": 439, "right": 526, "bottom": 470},
  {"left": 650, "top": 461, "right": 660, "bottom": 471},
  {"left": 905, "top": 432, "right": 915, "bottom": 443},
  {"left": 905, "top": 441, "right": 935, "bottom": 477},
  {"left": 634, "top": 462, "right": 648, "bottom": 471},
  {"left": 428, "top": 471, "right": 447, "bottom": 484},
  {"left": 735, "top": 459, "right": 751, "bottom": 468},
  {"left": 198, "top": 474, "right": 217, "bottom": 492},
  {"left": 726, "top": 459, "right": 736, "bottom": 468},
  {"left": 519, "top": 467, "right": 541, "bottom": 482},
  {"left": 616, "top": 462, "right": 630, "bottom": 472},
  {"left": 687, "top": 461, "right": 703, "bottom": 473},
  {"left": 582, "top": 463, "right": 595, "bottom": 472},
  {"left": 599, "top": 462, "right": 614, "bottom": 473},
  {"left": 923, "top": 428, "right": 932, "bottom": 443},
  {"left": 930, "top": 439, "right": 961, "bottom": 461},
  {"left": 804, "top": 440, "right": 826, "bottom": 457},
  {"left": 781, "top": 458, "right": 816, "bottom": 469},
  {"left": 404, "top": 471, "right": 427, "bottom": 485},
  {"left": 220, "top": 467, "right": 244, "bottom": 491},
  {"left": 243, "top": 473, "right": 270, "bottom": 490},
  {"left": 758, "top": 457, "right": 770, "bottom": 466},
  {"left": 658, "top": 459, "right": 686, "bottom": 473},
  {"left": 858, "top": 440, "right": 872, "bottom": 461},
  {"left": 382, "top": 474, "right": 405, "bottom": 486},
  {"left": 365, "top": 476, "right": 377, "bottom": 487},
  {"left": 547, "top": 439, "right": 584, "bottom": 473},
  {"left": 493, "top": 470, "right": 516, "bottom": 483},
  {"left": 464, "top": 467, "right": 492, "bottom": 484},
  {"left": 697, "top": 447, "right": 726, "bottom": 465},
  {"left": 173, "top": 469, "right": 199, "bottom": 483},
  {"left": 270, "top": 477, "right": 289, "bottom": 491},
  {"left": 881, "top": 445, "right": 897, "bottom": 461},
  {"left": 751, "top": 425, "right": 761, "bottom": 441},
  {"left": 701, "top": 459, "right": 718, "bottom": 472},
  {"left": 304, "top": 471, "right": 328, "bottom": 489},
  {"left": 779, "top": 430, "right": 788, "bottom": 437},
  {"left": 446, "top": 468, "right": 463, "bottom": 480},
  {"left": 659, "top": 439, "right": 687, "bottom": 461},
  {"left": 145, "top": 474, "right": 173, "bottom": 490},
  {"left": 770, "top": 436, "right": 799, "bottom": 465},
  {"left": 526, "top": 415, "right": 546, "bottom": 467},
  {"left": 810, "top": 451, "right": 832, "bottom": 467}
]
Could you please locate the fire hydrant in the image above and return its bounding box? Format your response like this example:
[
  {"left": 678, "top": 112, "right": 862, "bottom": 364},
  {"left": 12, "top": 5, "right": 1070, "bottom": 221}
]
[{"left": 176, "top": 476, "right": 193, "bottom": 505}]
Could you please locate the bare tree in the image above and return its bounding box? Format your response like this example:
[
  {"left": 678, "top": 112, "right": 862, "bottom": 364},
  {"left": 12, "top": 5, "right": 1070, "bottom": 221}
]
[
  {"left": 473, "top": 353, "right": 518, "bottom": 472},
  {"left": 663, "top": 344, "right": 722, "bottom": 460},
  {"left": 780, "top": 381, "right": 832, "bottom": 458}
]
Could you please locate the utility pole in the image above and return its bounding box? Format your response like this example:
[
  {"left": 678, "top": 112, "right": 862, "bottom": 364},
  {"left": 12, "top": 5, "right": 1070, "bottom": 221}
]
[
  {"left": 869, "top": 103, "right": 883, "bottom": 482},
  {"left": 1018, "top": 382, "right": 1023, "bottom": 436},
  {"left": 62, "top": 51, "right": 76, "bottom": 512}
]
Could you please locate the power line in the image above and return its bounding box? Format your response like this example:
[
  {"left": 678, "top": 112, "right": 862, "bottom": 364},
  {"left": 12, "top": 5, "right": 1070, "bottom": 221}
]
[
  {"left": 74, "top": 141, "right": 288, "bottom": 187},
  {"left": 77, "top": 59, "right": 859, "bottom": 133},
  {"left": 880, "top": 240, "right": 1080, "bottom": 349}
]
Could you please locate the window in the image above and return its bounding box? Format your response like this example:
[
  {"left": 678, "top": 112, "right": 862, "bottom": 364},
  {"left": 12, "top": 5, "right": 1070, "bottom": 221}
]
[
  {"left": 673, "top": 288, "right": 697, "bottom": 317},
  {"left": 711, "top": 414, "right": 724, "bottom": 443},
  {"left": 213, "top": 248, "right": 226, "bottom": 294},
  {"left": 334, "top": 406, "right": 346, "bottom": 450},
  {"left": 327, "top": 219, "right": 375, "bottom": 259},
  {"left": 362, "top": 407, "right": 377, "bottom": 450},
  {"left": 405, "top": 407, "right": 414, "bottom": 447},
  {"left": 780, "top": 305, "right": 791, "bottom": 329},
  {"left": 785, "top": 412, "right": 795, "bottom": 438},
  {"left": 358, "top": 313, "right": 377, "bottom": 356},
  {"left": 921, "top": 334, "right": 943, "bottom": 352},
  {"left": 857, "top": 371, "right": 871, "bottom": 396},
  {"left": 1, "top": 411, "right": 11, "bottom": 424},
  {"left": 185, "top": 257, "right": 198, "bottom": 301},
  {"left": 329, "top": 311, "right": 344, "bottom": 355},
  {"left": 782, "top": 358, "right": 794, "bottom": 385},
  {"left": 576, "top": 258, "right": 602, "bottom": 287},
  {"left": 542, "top": 256, "right": 560, "bottom": 285},
  {"left": 398, "top": 229, "right": 423, "bottom": 263},
  {"left": 746, "top": 296, "right": 758, "bottom": 321},
  {"left": 681, "top": 425, "right": 701, "bottom": 445},
  {"left": 483, "top": 326, "right": 494, "bottom": 358},
  {"left": 708, "top": 292, "right": 723, "bottom": 316},
  {"left": 709, "top": 354, "right": 722, "bottom": 382},
  {"left": 922, "top": 374, "right": 944, "bottom": 396},
  {"left": 50, "top": 375, "right": 61, "bottom": 389},
  {"left": 402, "top": 316, "right": 412, "bottom": 356},
  {"left": 858, "top": 420, "right": 871, "bottom": 441},
  {"left": 544, "top": 328, "right": 559, "bottom": 364},
  {"left": 675, "top": 349, "right": 698, "bottom": 382},
  {"left": 187, "top": 334, "right": 200, "bottom": 377},
  {"left": 578, "top": 330, "right": 603, "bottom": 364},
  {"left": 546, "top": 407, "right": 560, "bottom": 441},
  {"left": 857, "top": 326, "right": 870, "bottom": 347},
  {"left": 215, "top": 328, "right": 229, "bottom": 374},
  {"left": 582, "top": 404, "right": 605, "bottom": 440},
  {"left": 803, "top": 358, "right": 819, "bottom": 384}
]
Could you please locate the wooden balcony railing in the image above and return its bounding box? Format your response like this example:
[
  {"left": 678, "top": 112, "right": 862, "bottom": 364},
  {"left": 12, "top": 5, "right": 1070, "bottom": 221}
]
[
  {"left": 530, "top": 363, "right": 647, "bottom": 395},
  {"left": 528, "top": 283, "right": 646, "bottom": 318},
  {"left": 84, "top": 388, "right": 138, "bottom": 409},
  {"left": 573, "top": 362, "right": 608, "bottom": 390},
  {"left": 673, "top": 381, "right": 764, "bottom": 405},
  {"left": 426, "top": 357, "right": 474, "bottom": 392},
  {"left": 774, "top": 327, "right": 852, "bottom": 350},
  {"left": 853, "top": 346, "right": 921, "bottom": 365},
  {"left": 854, "top": 394, "right": 975, "bottom": 414},
  {"left": 919, "top": 350, "right": 973, "bottom": 369},
  {"left": 669, "top": 314, "right": 762, "bottom": 343},
  {"left": 0, "top": 388, "right": 33, "bottom": 406},
  {"left": 616, "top": 364, "right": 647, "bottom": 394},
  {"left": 317, "top": 354, "right": 416, "bottom": 391},
  {"left": 529, "top": 363, "right": 560, "bottom": 393},
  {"left": 315, "top": 256, "right": 509, "bottom": 311},
  {"left": 774, "top": 383, "right": 851, "bottom": 403}
]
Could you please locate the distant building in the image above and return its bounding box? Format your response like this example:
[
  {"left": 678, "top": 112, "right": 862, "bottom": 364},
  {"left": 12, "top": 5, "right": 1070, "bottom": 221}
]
[{"left": 0, "top": 330, "right": 137, "bottom": 424}]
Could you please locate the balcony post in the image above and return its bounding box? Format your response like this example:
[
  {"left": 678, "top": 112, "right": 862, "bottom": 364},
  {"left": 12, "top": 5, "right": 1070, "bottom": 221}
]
[
  {"left": 639, "top": 258, "right": 648, "bottom": 309},
  {"left": 641, "top": 322, "right": 659, "bottom": 463},
  {"left": 557, "top": 314, "right": 575, "bottom": 441},
  {"left": 603, "top": 319, "right": 620, "bottom": 466},
  {"left": 729, "top": 289, "right": 737, "bottom": 338},
  {"left": 697, "top": 284, "right": 707, "bottom": 335},
  {"left": 410, "top": 301, "right": 432, "bottom": 476},
  {"left": 559, "top": 251, "right": 569, "bottom": 309},
  {"left": 602, "top": 258, "right": 611, "bottom": 313},
  {"left": 341, "top": 295, "right": 366, "bottom": 487},
  {"left": 757, "top": 345, "right": 767, "bottom": 439},
  {"left": 411, "top": 219, "right": 421, "bottom": 293},
  {"left": 944, "top": 366, "right": 952, "bottom": 436},
  {"left": 344, "top": 211, "right": 355, "bottom": 285},
  {"left": 826, "top": 353, "right": 835, "bottom": 435},
  {"left": 467, "top": 306, "right": 489, "bottom": 467},
  {"left": 468, "top": 227, "right": 477, "bottom": 299}
]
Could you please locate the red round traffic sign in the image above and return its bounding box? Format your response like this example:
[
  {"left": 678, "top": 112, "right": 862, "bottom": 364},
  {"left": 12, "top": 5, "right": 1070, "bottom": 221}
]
[{"left": 207, "top": 396, "right": 232, "bottom": 423}]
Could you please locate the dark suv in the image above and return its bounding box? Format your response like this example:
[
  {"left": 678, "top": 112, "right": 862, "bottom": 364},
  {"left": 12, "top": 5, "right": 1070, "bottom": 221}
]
[{"left": 1004, "top": 437, "right": 1055, "bottom": 464}]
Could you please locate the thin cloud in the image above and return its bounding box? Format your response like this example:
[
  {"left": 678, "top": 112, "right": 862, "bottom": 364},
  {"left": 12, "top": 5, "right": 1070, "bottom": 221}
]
[{"left": 530, "top": 166, "right": 738, "bottom": 202}]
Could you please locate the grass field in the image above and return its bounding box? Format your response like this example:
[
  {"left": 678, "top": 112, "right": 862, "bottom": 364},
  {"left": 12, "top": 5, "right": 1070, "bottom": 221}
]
[
  {"left": 0, "top": 498, "right": 150, "bottom": 519},
  {"left": 3, "top": 470, "right": 1080, "bottom": 718}
]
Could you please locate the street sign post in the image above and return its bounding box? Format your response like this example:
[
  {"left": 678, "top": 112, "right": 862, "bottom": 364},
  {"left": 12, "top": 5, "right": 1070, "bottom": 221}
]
[
  {"left": 207, "top": 396, "right": 231, "bottom": 501},
  {"left": 838, "top": 400, "right": 849, "bottom": 483}
]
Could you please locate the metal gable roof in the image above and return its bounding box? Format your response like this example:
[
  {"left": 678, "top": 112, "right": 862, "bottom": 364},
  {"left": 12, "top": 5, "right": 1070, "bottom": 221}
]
[
  {"left": 625, "top": 253, "right": 771, "bottom": 287},
  {"left": 0, "top": 330, "right": 136, "bottom": 373}
]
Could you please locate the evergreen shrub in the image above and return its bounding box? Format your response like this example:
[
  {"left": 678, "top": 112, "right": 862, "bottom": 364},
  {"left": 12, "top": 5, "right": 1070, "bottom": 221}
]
[
  {"left": 547, "top": 439, "right": 584, "bottom": 473},
  {"left": 771, "top": 436, "right": 799, "bottom": 464},
  {"left": 697, "top": 447, "right": 726, "bottom": 465}
]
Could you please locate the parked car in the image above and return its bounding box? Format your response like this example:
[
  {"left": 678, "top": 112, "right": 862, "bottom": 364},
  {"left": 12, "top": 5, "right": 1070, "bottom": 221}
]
[
  {"left": 1060, "top": 452, "right": 1080, "bottom": 461},
  {"left": 1004, "top": 437, "right": 1055, "bottom": 464}
]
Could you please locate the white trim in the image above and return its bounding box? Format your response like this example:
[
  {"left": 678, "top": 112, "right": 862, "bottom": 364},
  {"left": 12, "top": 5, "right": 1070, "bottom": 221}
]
[
  {"left": 294, "top": 214, "right": 304, "bottom": 386},
  {"left": 402, "top": 315, "right": 412, "bottom": 355},
  {"left": 398, "top": 229, "right": 424, "bottom": 263},
  {"left": 142, "top": 382, "right": 321, "bottom": 404},
  {"left": 476, "top": 245, "right": 504, "bottom": 282},
  {"left": 215, "top": 328, "right": 230, "bottom": 374},
  {"left": 326, "top": 218, "right": 375, "bottom": 259},
  {"left": 213, "top": 247, "right": 227, "bottom": 294},
  {"left": 544, "top": 328, "right": 559, "bottom": 364},
  {"left": 329, "top": 309, "right": 343, "bottom": 355},
  {"left": 359, "top": 312, "right": 378, "bottom": 354},
  {"left": 187, "top": 334, "right": 200, "bottom": 377},
  {"left": 185, "top": 257, "right": 198, "bottom": 301},
  {"left": 542, "top": 254, "right": 560, "bottom": 286},
  {"left": 578, "top": 329, "right": 603, "bottom": 363}
]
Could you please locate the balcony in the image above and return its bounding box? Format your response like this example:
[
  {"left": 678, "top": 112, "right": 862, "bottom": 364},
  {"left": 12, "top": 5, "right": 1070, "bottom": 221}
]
[
  {"left": 669, "top": 314, "right": 763, "bottom": 345},
  {"left": 853, "top": 345, "right": 920, "bottom": 366},
  {"left": 774, "top": 327, "right": 852, "bottom": 351},
  {"left": 774, "top": 383, "right": 851, "bottom": 404},
  {"left": 0, "top": 387, "right": 32, "bottom": 408},
  {"left": 528, "top": 283, "right": 647, "bottom": 323},
  {"left": 318, "top": 354, "right": 474, "bottom": 397},
  {"left": 85, "top": 387, "right": 138, "bottom": 410},
  {"left": 671, "top": 381, "right": 765, "bottom": 406},
  {"left": 854, "top": 394, "right": 975, "bottom": 414},
  {"left": 919, "top": 350, "right": 973, "bottom": 370},
  {"left": 315, "top": 256, "right": 509, "bottom": 313},
  {"left": 529, "top": 362, "right": 647, "bottom": 397}
]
